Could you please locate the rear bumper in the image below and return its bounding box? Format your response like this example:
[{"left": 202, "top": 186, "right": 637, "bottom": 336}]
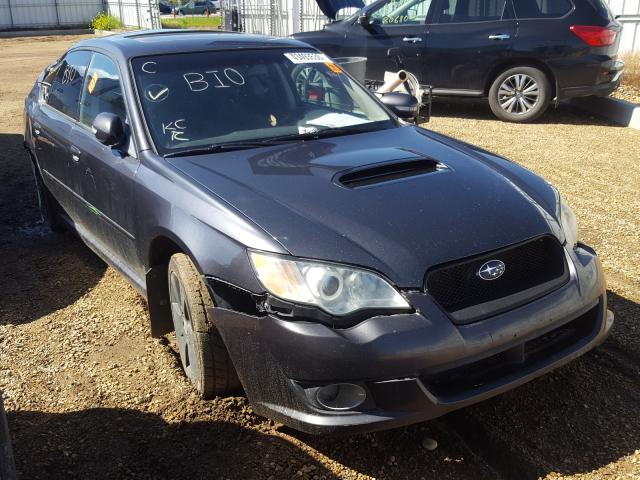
[
  {"left": 559, "top": 59, "right": 624, "bottom": 99},
  {"left": 210, "top": 244, "right": 611, "bottom": 434}
]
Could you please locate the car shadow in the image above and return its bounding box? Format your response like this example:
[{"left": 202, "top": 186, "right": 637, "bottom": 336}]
[
  {"left": 6, "top": 407, "right": 340, "bottom": 480},
  {"left": 0, "top": 133, "right": 107, "bottom": 326},
  {"left": 290, "top": 290, "right": 640, "bottom": 480},
  {"left": 428, "top": 97, "right": 620, "bottom": 127}
]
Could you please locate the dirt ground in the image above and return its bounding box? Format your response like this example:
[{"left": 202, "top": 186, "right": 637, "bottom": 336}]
[{"left": 0, "top": 36, "right": 639, "bottom": 480}]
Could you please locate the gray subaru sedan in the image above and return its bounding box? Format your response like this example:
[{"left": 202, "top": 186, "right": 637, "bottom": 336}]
[{"left": 23, "top": 30, "right": 613, "bottom": 434}]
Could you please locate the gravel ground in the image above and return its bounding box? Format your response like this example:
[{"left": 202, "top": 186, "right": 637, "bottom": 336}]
[
  {"left": 611, "top": 85, "right": 640, "bottom": 104},
  {"left": 1, "top": 36, "right": 639, "bottom": 480}
]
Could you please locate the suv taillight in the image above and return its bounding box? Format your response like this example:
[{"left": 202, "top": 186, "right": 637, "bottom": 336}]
[{"left": 570, "top": 25, "right": 617, "bottom": 47}]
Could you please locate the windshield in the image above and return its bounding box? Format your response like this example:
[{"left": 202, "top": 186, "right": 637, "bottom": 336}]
[{"left": 131, "top": 49, "right": 395, "bottom": 156}]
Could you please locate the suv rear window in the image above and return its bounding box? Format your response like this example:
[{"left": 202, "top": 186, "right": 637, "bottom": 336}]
[
  {"left": 438, "top": 0, "right": 507, "bottom": 23},
  {"left": 513, "top": 0, "right": 573, "bottom": 18}
]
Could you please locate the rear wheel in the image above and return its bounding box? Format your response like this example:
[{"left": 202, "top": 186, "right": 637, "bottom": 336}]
[
  {"left": 0, "top": 395, "right": 16, "bottom": 480},
  {"left": 168, "top": 253, "right": 240, "bottom": 398},
  {"left": 488, "top": 66, "right": 550, "bottom": 123}
]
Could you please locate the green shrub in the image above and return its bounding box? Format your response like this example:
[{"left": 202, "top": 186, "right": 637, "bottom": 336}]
[
  {"left": 90, "top": 12, "right": 123, "bottom": 31},
  {"left": 161, "top": 16, "right": 222, "bottom": 29}
]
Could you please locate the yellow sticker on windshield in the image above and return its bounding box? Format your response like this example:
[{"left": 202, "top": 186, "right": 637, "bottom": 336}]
[
  {"left": 87, "top": 72, "right": 98, "bottom": 94},
  {"left": 269, "top": 114, "right": 277, "bottom": 127},
  {"left": 325, "top": 62, "right": 342, "bottom": 74}
]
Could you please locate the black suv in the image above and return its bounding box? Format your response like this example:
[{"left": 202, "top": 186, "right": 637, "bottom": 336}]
[{"left": 293, "top": 0, "right": 624, "bottom": 122}]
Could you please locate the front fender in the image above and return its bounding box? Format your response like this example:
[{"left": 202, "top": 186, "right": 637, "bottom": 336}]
[{"left": 136, "top": 152, "right": 283, "bottom": 336}]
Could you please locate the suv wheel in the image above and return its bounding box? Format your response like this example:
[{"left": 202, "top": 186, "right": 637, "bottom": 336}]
[
  {"left": 168, "top": 253, "right": 240, "bottom": 398},
  {"left": 488, "top": 66, "right": 550, "bottom": 123}
]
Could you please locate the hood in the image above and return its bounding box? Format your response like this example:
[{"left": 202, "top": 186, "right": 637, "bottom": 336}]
[
  {"left": 314, "top": 0, "right": 364, "bottom": 19},
  {"left": 169, "top": 126, "right": 560, "bottom": 288}
]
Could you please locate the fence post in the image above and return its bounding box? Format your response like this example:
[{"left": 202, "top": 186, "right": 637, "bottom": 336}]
[
  {"left": 118, "top": 0, "right": 125, "bottom": 25},
  {"left": 53, "top": 0, "right": 61, "bottom": 27},
  {"left": 292, "top": 0, "right": 300, "bottom": 34},
  {"left": 136, "top": 0, "right": 142, "bottom": 27},
  {"left": 7, "top": 0, "right": 14, "bottom": 28},
  {"left": 269, "top": 0, "right": 276, "bottom": 35}
]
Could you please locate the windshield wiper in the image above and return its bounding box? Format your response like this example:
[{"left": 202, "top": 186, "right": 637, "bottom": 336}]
[
  {"left": 163, "top": 125, "right": 381, "bottom": 158},
  {"left": 163, "top": 141, "right": 284, "bottom": 158},
  {"left": 269, "top": 125, "right": 378, "bottom": 142}
]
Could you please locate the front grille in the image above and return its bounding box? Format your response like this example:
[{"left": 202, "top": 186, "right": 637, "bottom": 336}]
[
  {"left": 422, "top": 303, "right": 600, "bottom": 399},
  {"left": 426, "top": 235, "right": 569, "bottom": 322}
]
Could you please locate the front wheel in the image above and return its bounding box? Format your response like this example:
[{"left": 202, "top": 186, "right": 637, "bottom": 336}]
[
  {"left": 167, "top": 253, "right": 240, "bottom": 398},
  {"left": 488, "top": 66, "right": 550, "bottom": 123}
]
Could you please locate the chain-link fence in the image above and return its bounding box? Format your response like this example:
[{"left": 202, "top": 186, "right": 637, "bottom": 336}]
[
  {"left": 105, "top": 0, "right": 161, "bottom": 29},
  {"left": 236, "top": 0, "right": 367, "bottom": 36},
  {"left": 0, "top": 0, "right": 160, "bottom": 31},
  {"left": 607, "top": 0, "right": 640, "bottom": 52}
]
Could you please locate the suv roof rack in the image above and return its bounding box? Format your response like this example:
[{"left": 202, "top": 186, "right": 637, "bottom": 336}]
[{"left": 123, "top": 29, "right": 238, "bottom": 39}]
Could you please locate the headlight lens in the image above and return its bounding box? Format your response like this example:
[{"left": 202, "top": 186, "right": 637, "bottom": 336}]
[
  {"left": 249, "top": 251, "right": 410, "bottom": 316},
  {"left": 559, "top": 196, "right": 578, "bottom": 248}
]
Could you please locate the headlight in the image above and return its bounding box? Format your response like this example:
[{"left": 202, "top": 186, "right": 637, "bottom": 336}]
[
  {"left": 248, "top": 251, "right": 410, "bottom": 316},
  {"left": 558, "top": 195, "right": 578, "bottom": 248}
]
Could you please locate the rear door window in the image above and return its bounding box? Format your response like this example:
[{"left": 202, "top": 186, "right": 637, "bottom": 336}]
[
  {"left": 79, "top": 52, "right": 127, "bottom": 128},
  {"left": 44, "top": 50, "right": 92, "bottom": 120},
  {"left": 437, "top": 0, "right": 507, "bottom": 22},
  {"left": 513, "top": 0, "right": 573, "bottom": 18}
]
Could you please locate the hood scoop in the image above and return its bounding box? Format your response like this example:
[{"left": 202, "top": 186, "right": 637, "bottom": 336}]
[{"left": 336, "top": 158, "right": 445, "bottom": 189}]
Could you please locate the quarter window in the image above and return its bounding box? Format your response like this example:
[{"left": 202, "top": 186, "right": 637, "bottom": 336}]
[
  {"left": 45, "top": 50, "right": 92, "bottom": 120},
  {"left": 437, "top": 0, "right": 506, "bottom": 22},
  {"left": 79, "top": 53, "right": 127, "bottom": 128},
  {"left": 513, "top": 0, "right": 572, "bottom": 18},
  {"left": 370, "top": 0, "right": 433, "bottom": 25}
]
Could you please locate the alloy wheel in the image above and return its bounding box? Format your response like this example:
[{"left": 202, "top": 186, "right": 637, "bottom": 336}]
[
  {"left": 169, "top": 271, "right": 198, "bottom": 384},
  {"left": 497, "top": 74, "right": 540, "bottom": 115}
]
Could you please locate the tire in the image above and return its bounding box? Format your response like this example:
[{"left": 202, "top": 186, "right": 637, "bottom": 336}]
[
  {"left": 0, "top": 395, "right": 16, "bottom": 480},
  {"left": 488, "top": 66, "right": 550, "bottom": 123},
  {"left": 31, "top": 161, "right": 65, "bottom": 233},
  {"left": 167, "top": 253, "right": 240, "bottom": 398}
]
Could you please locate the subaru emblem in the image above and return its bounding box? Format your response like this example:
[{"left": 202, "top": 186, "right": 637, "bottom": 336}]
[{"left": 478, "top": 260, "right": 506, "bottom": 280}]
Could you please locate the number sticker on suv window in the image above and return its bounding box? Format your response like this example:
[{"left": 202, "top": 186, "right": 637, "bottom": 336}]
[{"left": 284, "top": 52, "right": 332, "bottom": 64}]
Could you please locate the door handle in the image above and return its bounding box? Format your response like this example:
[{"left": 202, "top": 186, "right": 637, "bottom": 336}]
[
  {"left": 402, "top": 36, "right": 423, "bottom": 43},
  {"left": 70, "top": 145, "right": 81, "bottom": 163},
  {"left": 488, "top": 34, "right": 510, "bottom": 40}
]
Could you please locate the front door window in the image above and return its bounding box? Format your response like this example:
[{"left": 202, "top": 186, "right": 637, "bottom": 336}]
[
  {"left": 370, "top": 0, "right": 433, "bottom": 25},
  {"left": 79, "top": 53, "right": 127, "bottom": 129}
]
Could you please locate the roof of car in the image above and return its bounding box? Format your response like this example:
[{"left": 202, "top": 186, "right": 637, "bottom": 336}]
[{"left": 73, "top": 30, "right": 312, "bottom": 59}]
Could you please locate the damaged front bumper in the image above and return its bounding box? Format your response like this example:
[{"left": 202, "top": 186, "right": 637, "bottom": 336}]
[{"left": 206, "top": 243, "right": 613, "bottom": 435}]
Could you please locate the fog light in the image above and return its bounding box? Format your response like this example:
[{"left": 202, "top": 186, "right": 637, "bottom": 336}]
[
  {"left": 606, "top": 309, "right": 614, "bottom": 330},
  {"left": 315, "top": 383, "right": 367, "bottom": 411}
]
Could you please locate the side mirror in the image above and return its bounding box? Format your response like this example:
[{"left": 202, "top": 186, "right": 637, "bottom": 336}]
[
  {"left": 93, "top": 112, "right": 125, "bottom": 147},
  {"left": 357, "top": 14, "right": 370, "bottom": 27},
  {"left": 380, "top": 92, "right": 420, "bottom": 121}
]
